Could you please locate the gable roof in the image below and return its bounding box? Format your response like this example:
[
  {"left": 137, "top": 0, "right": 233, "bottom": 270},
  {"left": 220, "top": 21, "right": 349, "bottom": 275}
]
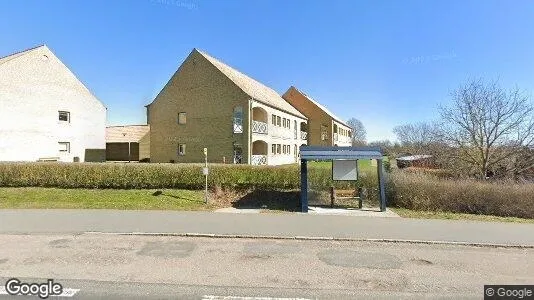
[
  {"left": 0, "top": 44, "right": 45, "bottom": 66},
  {"left": 285, "top": 86, "right": 349, "bottom": 127},
  {"left": 106, "top": 125, "right": 150, "bottom": 143},
  {"left": 194, "top": 49, "right": 306, "bottom": 119},
  {"left": 1, "top": 44, "right": 106, "bottom": 110}
]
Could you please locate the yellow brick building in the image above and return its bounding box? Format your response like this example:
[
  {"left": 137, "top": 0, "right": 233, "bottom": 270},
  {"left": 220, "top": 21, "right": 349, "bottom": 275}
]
[
  {"left": 147, "top": 49, "right": 308, "bottom": 165},
  {"left": 282, "top": 86, "right": 353, "bottom": 147}
]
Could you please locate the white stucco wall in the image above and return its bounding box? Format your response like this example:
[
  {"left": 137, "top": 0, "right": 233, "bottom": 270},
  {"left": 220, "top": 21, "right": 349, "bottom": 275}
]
[
  {"left": 333, "top": 120, "right": 352, "bottom": 147},
  {"left": 250, "top": 101, "right": 307, "bottom": 165},
  {"left": 0, "top": 46, "right": 106, "bottom": 162}
]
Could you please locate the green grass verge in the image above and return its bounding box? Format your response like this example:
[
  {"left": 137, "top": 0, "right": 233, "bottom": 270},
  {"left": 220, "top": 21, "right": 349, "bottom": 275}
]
[
  {"left": 392, "top": 207, "right": 534, "bottom": 224},
  {"left": 0, "top": 187, "right": 210, "bottom": 210}
]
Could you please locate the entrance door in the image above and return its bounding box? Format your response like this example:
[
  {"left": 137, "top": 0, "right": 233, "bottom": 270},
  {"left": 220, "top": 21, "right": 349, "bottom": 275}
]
[{"left": 233, "top": 146, "right": 243, "bottom": 164}]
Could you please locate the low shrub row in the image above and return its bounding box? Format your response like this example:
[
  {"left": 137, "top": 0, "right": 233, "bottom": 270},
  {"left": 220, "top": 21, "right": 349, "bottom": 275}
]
[
  {"left": 2, "top": 162, "right": 532, "bottom": 219},
  {"left": 0, "top": 162, "right": 378, "bottom": 191},
  {"left": 388, "top": 171, "right": 534, "bottom": 219}
]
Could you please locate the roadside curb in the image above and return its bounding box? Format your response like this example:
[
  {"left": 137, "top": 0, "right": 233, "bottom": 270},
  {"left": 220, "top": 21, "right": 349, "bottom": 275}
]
[{"left": 84, "top": 231, "right": 534, "bottom": 249}]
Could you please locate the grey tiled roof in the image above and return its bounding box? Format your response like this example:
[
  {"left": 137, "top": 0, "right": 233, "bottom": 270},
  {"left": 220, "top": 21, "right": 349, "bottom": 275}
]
[
  {"left": 195, "top": 49, "right": 306, "bottom": 119},
  {"left": 288, "top": 86, "right": 349, "bottom": 127}
]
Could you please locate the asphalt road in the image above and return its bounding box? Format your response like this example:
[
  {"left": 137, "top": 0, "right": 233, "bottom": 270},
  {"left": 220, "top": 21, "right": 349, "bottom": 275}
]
[
  {"left": 1, "top": 209, "right": 534, "bottom": 246},
  {"left": 0, "top": 234, "right": 533, "bottom": 299}
]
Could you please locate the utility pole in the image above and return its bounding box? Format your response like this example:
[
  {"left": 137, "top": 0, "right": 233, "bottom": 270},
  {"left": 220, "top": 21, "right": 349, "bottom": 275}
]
[{"left": 203, "top": 147, "right": 208, "bottom": 204}]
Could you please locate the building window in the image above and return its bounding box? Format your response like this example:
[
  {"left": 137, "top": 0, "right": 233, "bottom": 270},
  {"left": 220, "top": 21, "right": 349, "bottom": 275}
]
[
  {"left": 276, "top": 144, "right": 281, "bottom": 154},
  {"left": 272, "top": 115, "right": 276, "bottom": 125},
  {"left": 58, "top": 111, "right": 70, "bottom": 122},
  {"left": 233, "top": 106, "right": 243, "bottom": 133},
  {"left": 271, "top": 144, "right": 276, "bottom": 155},
  {"left": 321, "top": 124, "right": 328, "bottom": 141},
  {"left": 178, "top": 144, "right": 186, "bottom": 156},
  {"left": 58, "top": 142, "right": 70, "bottom": 153},
  {"left": 276, "top": 116, "right": 281, "bottom": 127},
  {"left": 178, "top": 112, "right": 187, "bottom": 124}
]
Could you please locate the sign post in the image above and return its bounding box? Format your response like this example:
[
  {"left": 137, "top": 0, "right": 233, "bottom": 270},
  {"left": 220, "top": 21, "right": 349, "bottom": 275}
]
[{"left": 203, "top": 147, "right": 208, "bottom": 204}]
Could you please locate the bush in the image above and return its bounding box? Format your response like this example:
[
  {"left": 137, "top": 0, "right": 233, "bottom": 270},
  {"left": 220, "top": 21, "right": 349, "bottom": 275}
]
[
  {"left": 388, "top": 170, "right": 534, "bottom": 219},
  {"left": 4, "top": 163, "right": 531, "bottom": 219},
  {"left": 0, "top": 162, "right": 378, "bottom": 193},
  {"left": 402, "top": 167, "right": 456, "bottom": 179}
]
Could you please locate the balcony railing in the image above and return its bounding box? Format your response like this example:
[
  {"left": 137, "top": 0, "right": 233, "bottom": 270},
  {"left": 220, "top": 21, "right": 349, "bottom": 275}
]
[
  {"left": 300, "top": 131, "right": 308, "bottom": 140},
  {"left": 251, "top": 155, "right": 267, "bottom": 165},
  {"left": 252, "top": 120, "right": 268, "bottom": 134}
]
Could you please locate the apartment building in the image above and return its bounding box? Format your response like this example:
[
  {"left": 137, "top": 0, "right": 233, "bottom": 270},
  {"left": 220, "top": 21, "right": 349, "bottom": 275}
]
[
  {"left": 146, "top": 49, "right": 308, "bottom": 165},
  {"left": 282, "top": 86, "right": 353, "bottom": 147}
]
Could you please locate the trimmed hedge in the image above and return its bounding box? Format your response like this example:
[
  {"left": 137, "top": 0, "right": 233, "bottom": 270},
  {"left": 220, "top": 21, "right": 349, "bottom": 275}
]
[
  {"left": 1, "top": 163, "right": 533, "bottom": 218},
  {"left": 0, "top": 162, "right": 378, "bottom": 191}
]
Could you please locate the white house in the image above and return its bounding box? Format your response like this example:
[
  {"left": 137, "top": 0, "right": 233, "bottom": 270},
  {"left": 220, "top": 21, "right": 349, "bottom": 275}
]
[{"left": 0, "top": 45, "right": 107, "bottom": 162}]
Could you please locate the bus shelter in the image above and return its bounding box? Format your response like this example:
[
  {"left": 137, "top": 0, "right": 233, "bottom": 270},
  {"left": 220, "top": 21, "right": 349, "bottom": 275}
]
[{"left": 299, "top": 146, "right": 387, "bottom": 213}]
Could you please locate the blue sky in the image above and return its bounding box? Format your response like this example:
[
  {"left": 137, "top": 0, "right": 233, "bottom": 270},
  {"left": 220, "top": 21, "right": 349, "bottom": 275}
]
[{"left": 1, "top": 0, "right": 534, "bottom": 141}]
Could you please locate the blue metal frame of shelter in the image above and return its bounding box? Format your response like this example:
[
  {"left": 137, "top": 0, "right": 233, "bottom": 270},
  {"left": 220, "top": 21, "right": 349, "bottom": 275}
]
[{"left": 299, "top": 146, "right": 387, "bottom": 213}]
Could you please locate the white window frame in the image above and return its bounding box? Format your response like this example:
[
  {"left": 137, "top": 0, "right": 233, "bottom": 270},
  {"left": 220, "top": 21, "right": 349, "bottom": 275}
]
[
  {"left": 58, "top": 111, "right": 70, "bottom": 123},
  {"left": 58, "top": 142, "right": 70, "bottom": 153},
  {"left": 233, "top": 106, "right": 243, "bottom": 133},
  {"left": 178, "top": 112, "right": 187, "bottom": 125}
]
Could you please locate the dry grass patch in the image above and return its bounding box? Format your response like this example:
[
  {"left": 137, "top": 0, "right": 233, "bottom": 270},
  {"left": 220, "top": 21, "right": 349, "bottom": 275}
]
[{"left": 388, "top": 171, "right": 534, "bottom": 219}]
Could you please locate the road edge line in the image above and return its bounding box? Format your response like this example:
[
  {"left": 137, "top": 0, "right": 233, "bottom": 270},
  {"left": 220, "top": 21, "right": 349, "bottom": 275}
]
[{"left": 83, "top": 231, "right": 534, "bottom": 249}]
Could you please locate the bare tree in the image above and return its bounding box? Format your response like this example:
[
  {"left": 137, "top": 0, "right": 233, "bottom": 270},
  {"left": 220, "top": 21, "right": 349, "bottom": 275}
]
[
  {"left": 347, "top": 118, "right": 366, "bottom": 146},
  {"left": 438, "top": 79, "right": 534, "bottom": 179},
  {"left": 368, "top": 139, "right": 393, "bottom": 155},
  {"left": 393, "top": 122, "right": 439, "bottom": 154}
]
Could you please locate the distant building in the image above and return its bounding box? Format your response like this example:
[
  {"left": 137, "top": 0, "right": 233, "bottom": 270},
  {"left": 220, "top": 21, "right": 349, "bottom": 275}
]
[
  {"left": 396, "top": 154, "right": 434, "bottom": 168},
  {"left": 106, "top": 125, "right": 150, "bottom": 161},
  {"left": 0, "top": 45, "right": 106, "bottom": 162},
  {"left": 146, "top": 49, "right": 308, "bottom": 165},
  {"left": 282, "top": 86, "right": 352, "bottom": 147}
]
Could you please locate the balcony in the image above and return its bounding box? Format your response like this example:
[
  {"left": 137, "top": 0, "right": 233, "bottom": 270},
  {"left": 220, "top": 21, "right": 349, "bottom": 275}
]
[
  {"left": 251, "top": 140, "right": 268, "bottom": 165},
  {"left": 252, "top": 120, "right": 268, "bottom": 134},
  {"left": 251, "top": 155, "right": 267, "bottom": 165},
  {"left": 300, "top": 131, "right": 308, "bottom": 140},
  {"left": 333, "top": 132, "right": 352, "bottom": 146}
]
